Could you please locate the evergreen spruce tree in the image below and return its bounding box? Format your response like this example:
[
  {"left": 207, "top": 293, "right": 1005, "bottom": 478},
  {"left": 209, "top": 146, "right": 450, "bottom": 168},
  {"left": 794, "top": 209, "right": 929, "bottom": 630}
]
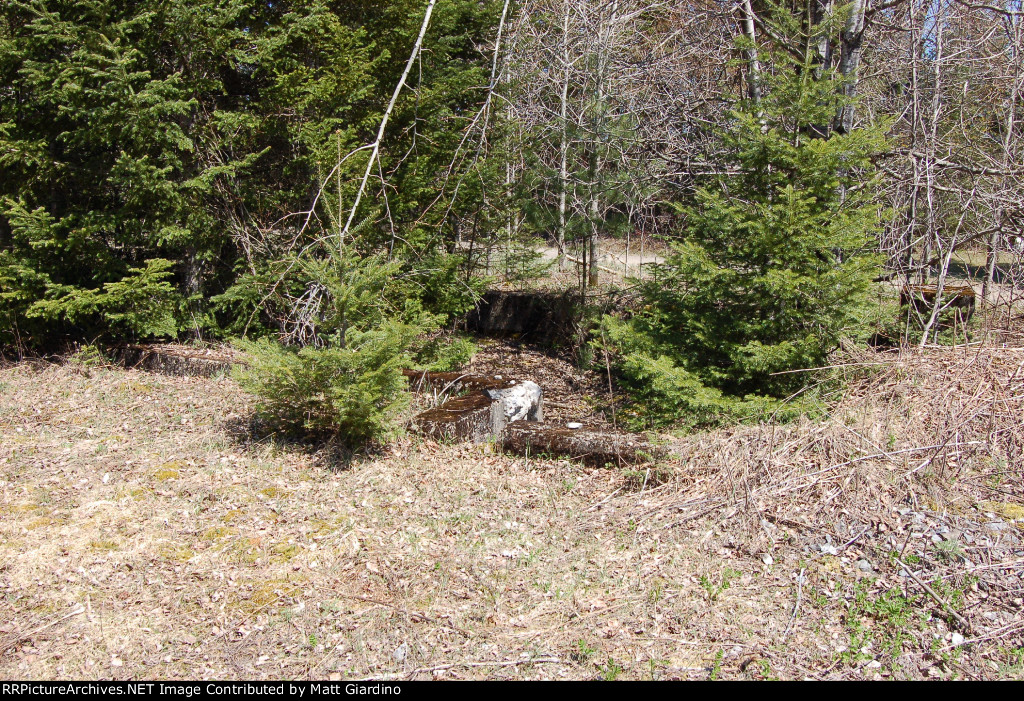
[
  {"left": 604, "top": 48, "right": 885, "bottom": 428},
  {"left": 232, "top": 206, "right": 479, "bottom": 446},
  {"left": 0, "top": 1, "right": 200, "bottom": 344},
  {"left": 234, "top": 237, "right": 419, "bottom": 446},
  {"left": 0, "top": 0, "right": 502, "bottom": 348}
]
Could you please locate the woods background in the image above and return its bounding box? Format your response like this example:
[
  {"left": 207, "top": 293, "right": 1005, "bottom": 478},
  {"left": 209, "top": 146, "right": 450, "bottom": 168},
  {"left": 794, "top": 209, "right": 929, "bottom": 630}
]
[{"left": 1, "top": 0, "right": 1021, "bottom": 356}]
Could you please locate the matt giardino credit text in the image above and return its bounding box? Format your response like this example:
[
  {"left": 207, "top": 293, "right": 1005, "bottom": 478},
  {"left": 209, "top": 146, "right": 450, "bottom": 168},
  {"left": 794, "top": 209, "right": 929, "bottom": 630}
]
[{"left": 1, "top": 684, "right": 403, "bottom": 697}]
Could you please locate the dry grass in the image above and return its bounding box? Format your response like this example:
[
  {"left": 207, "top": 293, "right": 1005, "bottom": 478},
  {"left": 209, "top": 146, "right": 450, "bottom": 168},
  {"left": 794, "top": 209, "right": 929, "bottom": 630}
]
[{"left": 1, "top": 340, "right": 1022, "bottom": 680}]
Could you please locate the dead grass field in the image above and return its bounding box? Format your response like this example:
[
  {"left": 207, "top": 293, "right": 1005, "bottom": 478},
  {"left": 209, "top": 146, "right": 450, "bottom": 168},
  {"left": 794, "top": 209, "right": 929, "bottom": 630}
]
[{"left": 1, "top": 340, "right": 1023, "bottom": 680}]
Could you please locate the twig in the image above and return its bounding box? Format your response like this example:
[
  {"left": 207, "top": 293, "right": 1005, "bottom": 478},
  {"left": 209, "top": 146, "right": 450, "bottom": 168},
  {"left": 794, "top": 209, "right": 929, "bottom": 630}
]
[
  {"left": 936, "top": 620, "right": 1024, "bottom": 653},
  {"left": 964, "top": 559, "right": 1024, "bottom": 573},
  {"left": 348, "top": 656, "right": 563, "bottom": 681},
  {"left": 896, "top": 559, "right": 974, "bottom": 633},
  {"left": 762, "top": 512, "right": 834, "bottom": 536},
  {"left": 837, "top": 527, "right": 870, "bottom": 552},
  {"left": 331, "top": 593, "right": 471, "bottom": 638},
  {"left": 790, "top": 441, "right": 985, "bottom": 486},
  {"left": 769, "top": 360, "right": 898, "bottom": 375},
  {"left": 586, "top": 486, "right": 624, "bottom": 512},
  {"left": 0, "top": 606, "right": 85, "bottom": 656},
  {"left": 782, "top": 568, "right": 805, "bottom": 641},
  {"left": 904, "top": 398, "right": 996, "bottom": 476}
]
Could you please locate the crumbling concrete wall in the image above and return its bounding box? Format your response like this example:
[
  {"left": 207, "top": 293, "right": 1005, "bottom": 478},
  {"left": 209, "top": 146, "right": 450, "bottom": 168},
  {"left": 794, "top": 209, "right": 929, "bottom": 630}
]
[
  {"left": 464, "top": 290, "right": 578, "bottom": 345},
  {"left": 408, "top": 371, "right": 544, "bottom": 443}
]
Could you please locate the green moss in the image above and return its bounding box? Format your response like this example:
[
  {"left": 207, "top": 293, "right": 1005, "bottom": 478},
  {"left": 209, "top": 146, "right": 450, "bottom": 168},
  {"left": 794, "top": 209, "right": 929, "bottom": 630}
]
[
  {"left": 980, "top": 501, "right": 1024, "bottom": 522},
  {"left": 201, "top": 526, "right": 238, "bottom": 541}
]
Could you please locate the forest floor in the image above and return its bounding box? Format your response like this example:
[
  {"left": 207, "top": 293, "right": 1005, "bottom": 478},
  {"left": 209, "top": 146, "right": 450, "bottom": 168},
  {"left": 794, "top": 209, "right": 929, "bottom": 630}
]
[{"left": 1, "top": 335, "right": 1023, "bottom": 680}]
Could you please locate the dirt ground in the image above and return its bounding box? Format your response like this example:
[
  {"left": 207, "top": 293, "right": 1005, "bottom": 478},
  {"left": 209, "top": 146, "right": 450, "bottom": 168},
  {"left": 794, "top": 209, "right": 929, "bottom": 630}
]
[{"left": 1, "top": 340, "right": 1023, "bottom": 680}]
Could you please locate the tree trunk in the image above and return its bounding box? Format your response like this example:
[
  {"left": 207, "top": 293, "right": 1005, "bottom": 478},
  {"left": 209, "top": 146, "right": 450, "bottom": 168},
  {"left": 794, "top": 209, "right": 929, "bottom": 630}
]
[
  {"left": 588, "top": 204, "right": 599, "bottom": 288},
  {"left": 833, "top": 0, "right": 866, "bottom": 134},
  {"left": 983, "top": 228, "right": 1000, "bottom": 302},
  {"left": 585, "top": 0, "right": 618, "bottom": 290},
  {"left": 341, "top": 0, "right": 437, "bottom": 243},
  {"left": 986, "top": 19, "right": 1021, "bottom": 303},
  {"left": 557, "top": 0, "right": 570, "bottom": 271},
  {"left": 741, "top": 0, "right": 762, "bottom": 104}
]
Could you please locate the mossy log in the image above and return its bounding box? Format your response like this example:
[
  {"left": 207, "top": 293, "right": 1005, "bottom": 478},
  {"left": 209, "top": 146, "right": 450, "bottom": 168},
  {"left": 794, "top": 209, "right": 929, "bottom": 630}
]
[
  {"left": 113, "top": 344, "right": 236, "bottom": 378},
  {"left": 500, "top": 422, "right": 666, "bottom": 465}
]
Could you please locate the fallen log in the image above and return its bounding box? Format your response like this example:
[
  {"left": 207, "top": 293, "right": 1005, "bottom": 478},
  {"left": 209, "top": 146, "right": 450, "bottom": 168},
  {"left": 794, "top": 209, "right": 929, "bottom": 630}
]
[
  {"left": 500, "top": 422, "right": 666, "bottom": 465},
  {"left": 113, "top": 344, "right": 237, "bottom": 378}
]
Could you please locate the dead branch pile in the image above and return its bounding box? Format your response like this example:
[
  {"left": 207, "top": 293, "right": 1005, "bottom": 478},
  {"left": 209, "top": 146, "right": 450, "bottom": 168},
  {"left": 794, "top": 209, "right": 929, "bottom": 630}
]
[
  {"left": 606, "top": 343, "right": 1024, "bottom": 666},
  {"left": 645, "top": 344, "right": 1024, "bottom": 531}
]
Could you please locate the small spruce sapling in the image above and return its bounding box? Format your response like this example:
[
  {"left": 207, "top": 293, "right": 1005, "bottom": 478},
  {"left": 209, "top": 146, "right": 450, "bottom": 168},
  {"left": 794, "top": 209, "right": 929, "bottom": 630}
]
[{"left": 234, "top": 242, "right": 432, "bottom": 446}]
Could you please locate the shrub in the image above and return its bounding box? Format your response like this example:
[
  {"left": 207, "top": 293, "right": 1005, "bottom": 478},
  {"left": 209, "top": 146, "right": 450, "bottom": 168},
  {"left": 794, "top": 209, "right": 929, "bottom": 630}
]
[
  {"left": 604, "top": 45, "right": 884, "bottom": 429},
  {"left": 234, "top": 323, "right": 416, "bottom": 445},
  {"left": 232, "top": 242, "right": 463, "bottom": 446},
  {"left": 25, "top": 258, "right": 179, "bottom": 340},
  {"left": 413, "top": 331, "right": 477, "bottom": 372}
]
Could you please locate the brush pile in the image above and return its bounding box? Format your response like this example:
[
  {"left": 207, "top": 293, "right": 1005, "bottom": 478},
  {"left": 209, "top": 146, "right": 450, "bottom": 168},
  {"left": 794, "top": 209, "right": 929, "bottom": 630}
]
[{"left": 618, "top": 343, "right": 1024, "bottom": 678}]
